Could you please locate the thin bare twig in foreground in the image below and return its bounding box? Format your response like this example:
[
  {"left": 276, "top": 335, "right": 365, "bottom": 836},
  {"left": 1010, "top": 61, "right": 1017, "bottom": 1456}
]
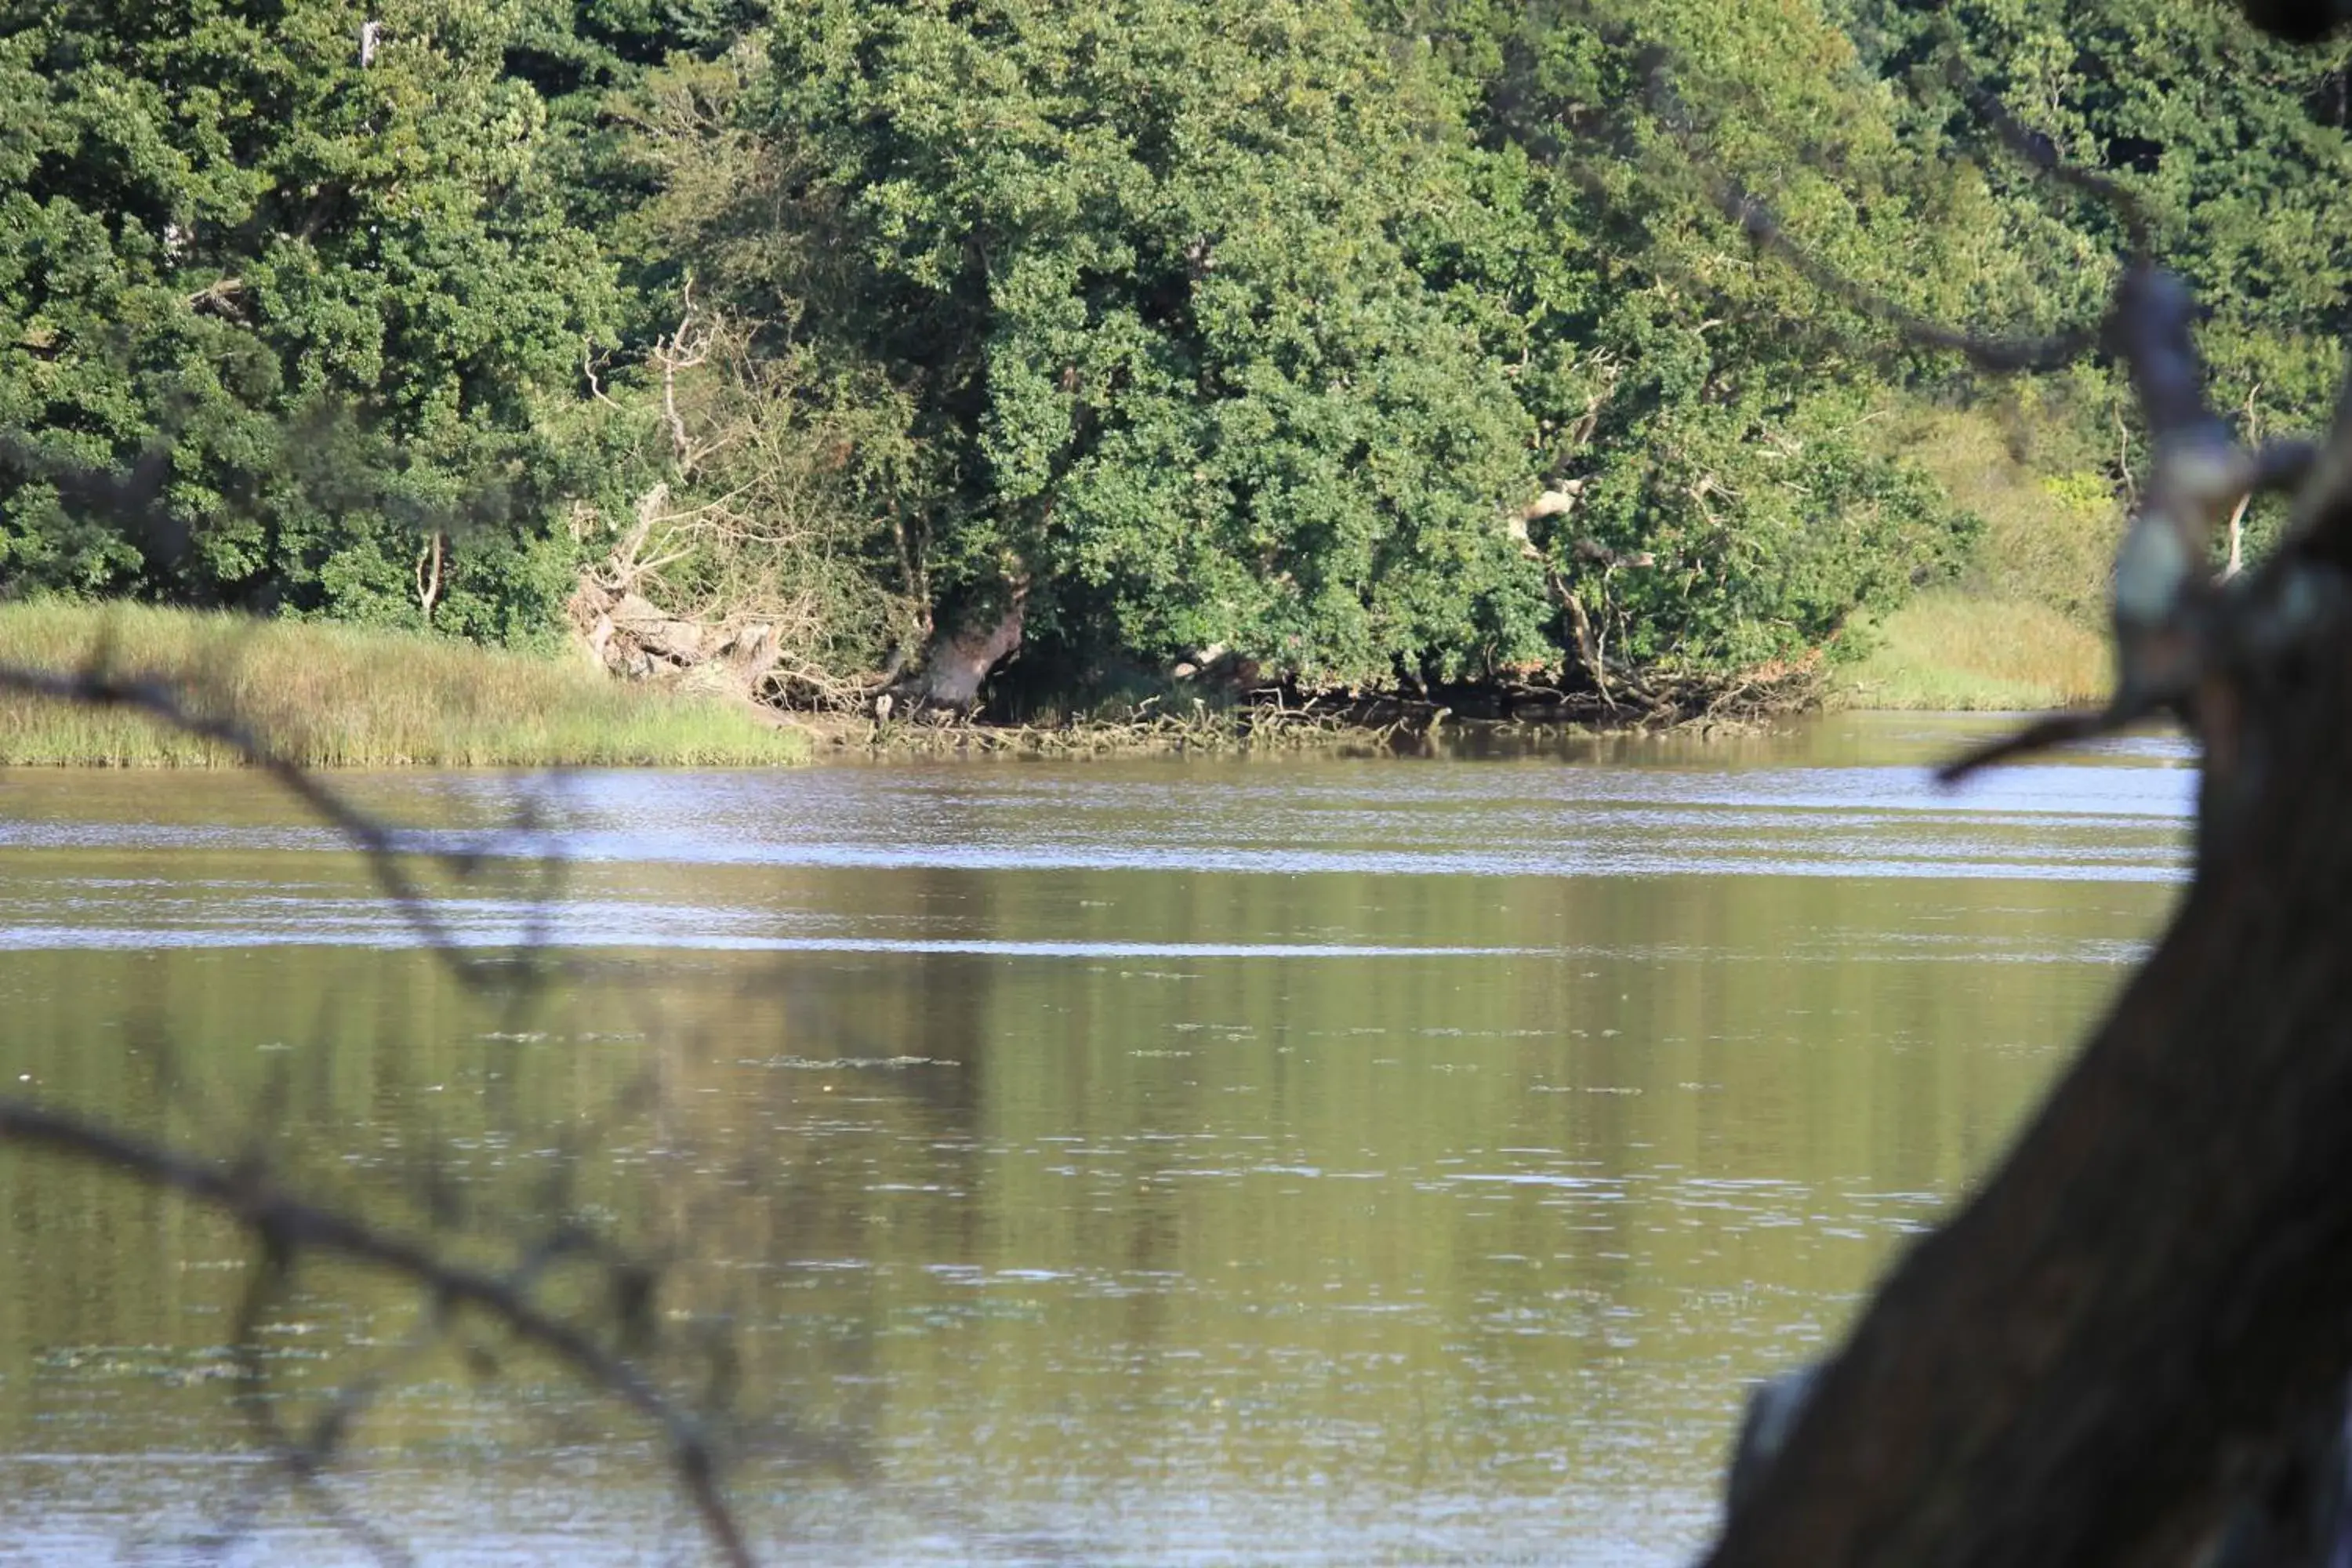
[
  {"left": 1937, "top": 52, "right": 2156, "bottom": 263},
  {"left": 0, "top": 1099, "right": 758, "bottom": 1568},
  {"left": 1635, "top": 44, "right": 2111, "bottom": 376},
  {"left": 1934, "top": 710, "right": 2126, "bottom": 783}
]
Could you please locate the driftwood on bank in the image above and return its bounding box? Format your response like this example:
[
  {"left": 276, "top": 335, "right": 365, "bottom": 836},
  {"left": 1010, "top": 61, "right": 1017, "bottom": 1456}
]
[
  {"left": 1705, "top": 7, "right": 2352, "bottom": 1562},
  {"left": 570, "top": 572, "right": 780, "bottom": 695},
  {"left": 568, "top": 482, "right": 786, "bottom": 699}
]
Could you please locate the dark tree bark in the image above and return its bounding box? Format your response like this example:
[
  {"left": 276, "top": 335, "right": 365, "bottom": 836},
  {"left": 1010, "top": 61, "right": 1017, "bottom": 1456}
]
[{"left": 1711, "top": 554, "right": 2352, "bottom": 1566}]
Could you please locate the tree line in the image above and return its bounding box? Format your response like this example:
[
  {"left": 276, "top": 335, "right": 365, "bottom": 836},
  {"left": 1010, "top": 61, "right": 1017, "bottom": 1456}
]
[{"left": 5, "top": 0, "right": 2350, "bottom": 709}]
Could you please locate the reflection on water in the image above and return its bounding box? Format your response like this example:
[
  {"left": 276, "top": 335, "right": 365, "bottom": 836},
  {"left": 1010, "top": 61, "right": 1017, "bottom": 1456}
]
[{"left": 0, "top": 713, "right": 2187, "bottom": 1563}]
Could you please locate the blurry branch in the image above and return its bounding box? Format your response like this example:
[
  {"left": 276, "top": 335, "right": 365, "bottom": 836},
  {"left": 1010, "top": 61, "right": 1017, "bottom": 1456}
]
[
  {"left": 0, "top": 430, "right": 177, "bottom": 553},
  {"left": 0, "top": 1100, "right": 755, "bottom": 1568},
  {"left": 1933, "top": 273, "right": 2317, "bottom": 785},
  {"left": 1712, "top": 180, "right": 2100, "bottom": 372},
  {"left": 1935, "top": 52, "right": 2156, "bottom": 263},
  {"left": 1636, "top": 46, "right": 2107, "bottom": 375},
  {"left": 1640, "top": 39, "right": 2331, "bottom": 780},
  {"left": 0, "top": 613, "right": 780, "bottom": 1564}
]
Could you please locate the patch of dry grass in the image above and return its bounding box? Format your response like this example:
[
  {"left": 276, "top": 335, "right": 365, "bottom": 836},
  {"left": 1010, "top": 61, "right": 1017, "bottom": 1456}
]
[
  {"left": 0, "top": 602, "right": 808, "bottom": 767},
  {"left": 1831, "top": 590, "right": 2111, "bottom": 711}
]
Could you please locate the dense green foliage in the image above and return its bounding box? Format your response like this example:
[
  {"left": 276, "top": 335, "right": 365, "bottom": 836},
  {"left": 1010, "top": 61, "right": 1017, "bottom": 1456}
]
[
  {"left": 0, "top": 0, "right": 618, "bottom": 640},
  {"left": 760, "top": 1, "right": 1555, "bottom": 685},
  {"left": 4, "top": 0, "right": 2350, "bottom": 701}
]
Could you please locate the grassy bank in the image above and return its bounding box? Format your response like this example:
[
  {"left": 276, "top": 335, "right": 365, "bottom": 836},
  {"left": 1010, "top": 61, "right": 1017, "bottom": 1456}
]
[
  {"left": 1831, "top": 591, "right": 2111, "bottom": 712},
  {"left": 0, "top": 603, "right": 808, "bottom": 767},
  {"left": 1828, "top": 404, "right": 2119, "bottom": 713},
  {"left": 0, "top": 588, "right": 2108, "bottom": 771}
]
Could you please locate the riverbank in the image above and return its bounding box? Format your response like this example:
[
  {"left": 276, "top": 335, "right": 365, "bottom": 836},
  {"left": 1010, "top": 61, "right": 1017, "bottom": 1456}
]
[
  {"left": 0, "top": 603, "right": 808, "bottom": 767},
  {"left": 794, "top": 699, "right": 1472, "bottom": 757},
  {"left": 0, "top": 597, "right": 2111, "bottom": 768},
  {"left": 796, "top": 667, "right": 1817, "bottom": 757},
  {"left": 1828, "top": 591, "right": 2111, "bottom": 712}
]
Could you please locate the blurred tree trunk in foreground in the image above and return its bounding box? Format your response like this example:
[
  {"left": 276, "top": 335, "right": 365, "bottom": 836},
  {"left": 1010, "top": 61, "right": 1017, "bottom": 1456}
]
[
  {"left": 1708, "top": 10, "right": 2352, "bottom": 1562},
  {"left": 1712, "top": 587, "right": 2352, "bottom": 1565}
]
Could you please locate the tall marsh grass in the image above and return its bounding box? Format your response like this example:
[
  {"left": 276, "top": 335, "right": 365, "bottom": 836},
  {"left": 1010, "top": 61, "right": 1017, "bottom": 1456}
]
[
  {"left": 1824, "top": 401, "right": 2122, "bottom": 712},
  {"left": 1832, "top": 591, "right": 2112, "bottom": 711},
  {"left": 0, "top": 603, "right": 808, "bottom": 767}
]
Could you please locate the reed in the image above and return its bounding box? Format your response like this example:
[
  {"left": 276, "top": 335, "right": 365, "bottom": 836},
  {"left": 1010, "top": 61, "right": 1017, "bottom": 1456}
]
[{"left": 0, "top": 603, "right": 808, "bottom": 767}]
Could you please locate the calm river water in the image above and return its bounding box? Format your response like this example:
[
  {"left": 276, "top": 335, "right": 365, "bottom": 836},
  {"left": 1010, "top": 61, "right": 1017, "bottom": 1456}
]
[{"left": 0, "top": 713, "right": 2191, "bottom": 1564}]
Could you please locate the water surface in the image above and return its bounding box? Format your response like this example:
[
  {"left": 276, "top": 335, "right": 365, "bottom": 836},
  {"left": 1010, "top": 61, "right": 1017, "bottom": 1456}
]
[{"left": 0, "top": 713, "right": 2190, "bottom": 1563}]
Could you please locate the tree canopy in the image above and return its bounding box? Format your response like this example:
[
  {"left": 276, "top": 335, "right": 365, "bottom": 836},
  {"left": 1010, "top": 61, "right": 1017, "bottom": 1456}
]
[{"left": 5, "top": 0, "right": 2351, "bottom": 702}]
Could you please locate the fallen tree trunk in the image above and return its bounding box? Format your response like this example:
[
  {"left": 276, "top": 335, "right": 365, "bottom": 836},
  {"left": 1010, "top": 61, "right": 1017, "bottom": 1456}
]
[{"left": 909, "top": 582, "right": 1026, "bottom": 712}]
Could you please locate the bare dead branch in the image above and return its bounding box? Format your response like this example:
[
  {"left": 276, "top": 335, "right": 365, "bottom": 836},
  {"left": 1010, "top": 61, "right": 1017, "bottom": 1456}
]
[
  {"left": 583, "top": 339, "right": 618, "bottom": 406},
  {"left": 655, "top": 278, "right": 715, "bottom": 470},
  {"left": 0, "top": 1098, "right": 758, "bottom": 1568},
  {"left": 414, "top": 529, "right": 445, "bottom": 622}
]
